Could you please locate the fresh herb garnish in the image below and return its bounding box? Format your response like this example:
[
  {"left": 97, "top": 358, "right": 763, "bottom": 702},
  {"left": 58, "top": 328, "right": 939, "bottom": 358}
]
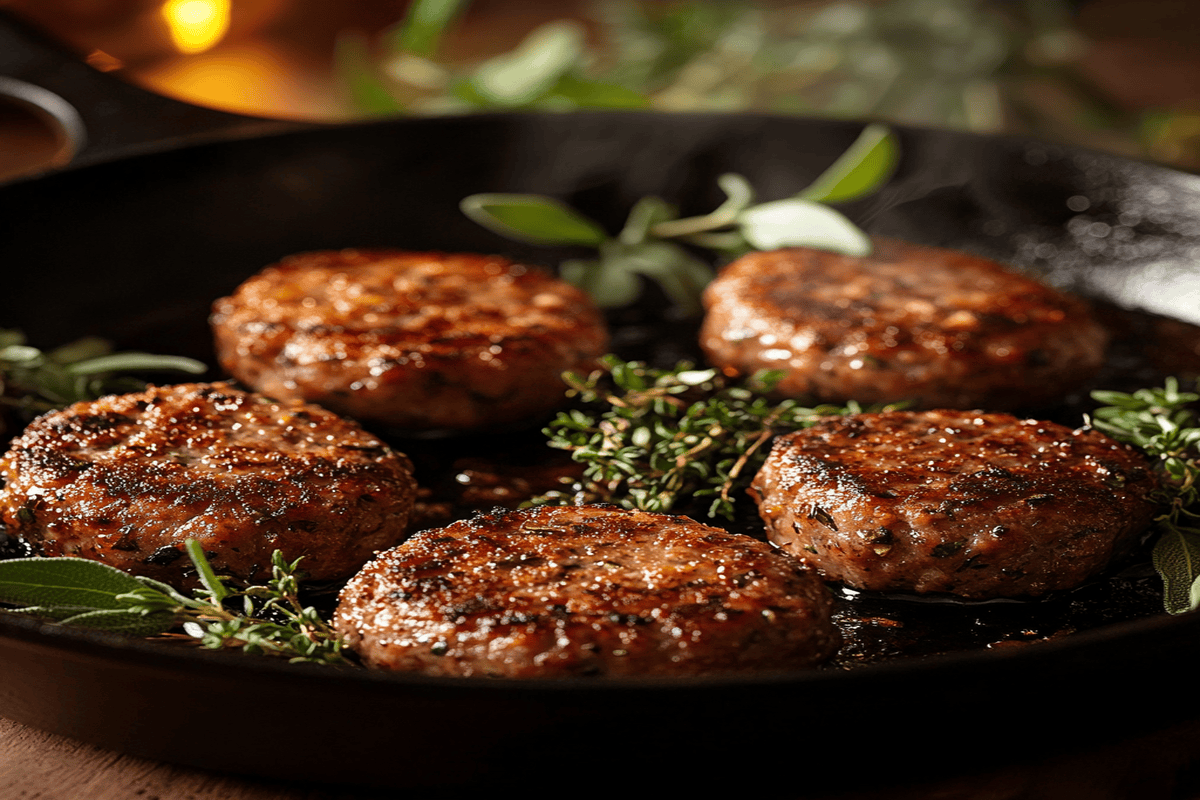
[
  {"left": 0, "top": 542, "right": 349, "bottom": 664},
  {"left": 533, "top": 355, "right": 891, "bottom": 520},
  {"left": 0, "top": 329, "right": 206, "bottom": 421},
  {"left": 1090, "top": 378, "right": 1200, "bottom": 614},
  {"left": 460, "top": 123, "right": 896, "bottom": 312},
  {"left": 337, "top": 0, "right": 647, "bottom": 115}
]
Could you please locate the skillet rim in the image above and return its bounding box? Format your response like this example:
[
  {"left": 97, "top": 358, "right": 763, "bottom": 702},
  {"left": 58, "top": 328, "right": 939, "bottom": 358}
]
[{"left": 3, "top": 580, "right": 1200, "bottom": 690}]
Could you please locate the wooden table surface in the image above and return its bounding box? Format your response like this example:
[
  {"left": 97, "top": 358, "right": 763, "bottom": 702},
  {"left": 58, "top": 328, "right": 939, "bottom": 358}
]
[
  {"left": 7, "top": 710, "right": 1200, "bottom": 800},
  {"left": 0, "top": 715, "right": 392, "bottom": 800}
]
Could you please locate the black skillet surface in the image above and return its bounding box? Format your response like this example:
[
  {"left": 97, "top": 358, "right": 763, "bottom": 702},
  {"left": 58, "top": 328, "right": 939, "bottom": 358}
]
[{"left": 5, "top": 16, "right": 1200, "bottom": 798}]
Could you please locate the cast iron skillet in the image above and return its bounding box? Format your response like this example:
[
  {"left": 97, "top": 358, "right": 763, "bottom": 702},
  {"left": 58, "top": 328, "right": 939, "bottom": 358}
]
[{"left": 4, "top": 12, "right": 1200, "bottom": 796}]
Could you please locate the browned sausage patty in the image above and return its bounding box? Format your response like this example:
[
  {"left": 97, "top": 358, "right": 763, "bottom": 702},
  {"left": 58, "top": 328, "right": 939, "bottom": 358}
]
[
  {"left": 211, "top": 250, "right": 609, "bottom": 433},
  {"left": 749, "top": 410, "right": 1158, "bottom": 599},
  {"left": 334, "top": 505, "right": 839, "bottom": 677},
  {"left": 0, "top": 382, "right": 417, "bottom": 586},
  {"left": 699, "top": 240, "right": 1108, "bottom": 410}
]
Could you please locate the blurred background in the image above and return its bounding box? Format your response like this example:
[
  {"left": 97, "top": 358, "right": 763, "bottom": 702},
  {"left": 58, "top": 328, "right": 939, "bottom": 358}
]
[{"left": 1, "top": 0, "right": 1199, "bottom": 181}]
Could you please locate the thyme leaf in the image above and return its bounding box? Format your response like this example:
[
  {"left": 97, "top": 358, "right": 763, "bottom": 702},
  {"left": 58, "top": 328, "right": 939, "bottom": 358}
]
[
  {"left": 532, "top": 355, "right": 892, "bottom": 519},
  {"left": 1089, "top": 378, "right": 1200, "bottom": 614}
]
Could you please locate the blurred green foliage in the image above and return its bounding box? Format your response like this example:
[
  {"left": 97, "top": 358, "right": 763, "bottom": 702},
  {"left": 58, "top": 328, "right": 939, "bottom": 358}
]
[{"left": 334, "top": 0, "right": 1200, "bottom": 168}]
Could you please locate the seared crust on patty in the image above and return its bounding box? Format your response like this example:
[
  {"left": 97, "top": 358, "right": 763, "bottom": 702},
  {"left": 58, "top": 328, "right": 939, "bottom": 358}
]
[
  {"left": 334, "top": 505, "right": 839, "bottom": 677},
  {"left": 0, "top": 382, "right": 417, "bottom": 586},
  {"left": 211, "top": 250, "right": 609, "bottom": 433},
  {"left": 750, "top": 410, "right": 1158, "bottom": 599},
  {"left": 699, "top": 240, "right": 1108, "bottom": 410}
]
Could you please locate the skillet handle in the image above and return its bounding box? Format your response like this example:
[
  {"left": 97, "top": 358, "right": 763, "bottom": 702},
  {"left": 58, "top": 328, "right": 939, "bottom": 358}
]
[{"left": 0, "top": 9, "right": 295, "bottom": 170}]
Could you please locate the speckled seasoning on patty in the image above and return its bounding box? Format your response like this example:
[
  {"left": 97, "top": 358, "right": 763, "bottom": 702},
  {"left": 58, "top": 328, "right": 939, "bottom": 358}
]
[
  {"left": 334, "top": 504, "right": 839, "bottom": 677},
  {"left": 750, "top": 409, "right": 1159, "bottom": 599},
  {"left": 699, "top": 240, "right": 1108, "bottom": 410},
  {"left": 211, "top": 250, "right": 609, "bottom": 433},
  {"left": 0, "top": 382, "right": 417, "bottom": 586}
]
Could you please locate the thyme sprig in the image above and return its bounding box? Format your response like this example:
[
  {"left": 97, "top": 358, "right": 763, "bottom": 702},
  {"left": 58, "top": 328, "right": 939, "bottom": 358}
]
[
  {"left": 0, "top": 541, "right": 350, "bottom": 664},
  {"left": 1089, "top": 378, "right": 1200, "bottom": 614},
  {"left": 534, "top": 355, "right": 885, "bottom": 519}
]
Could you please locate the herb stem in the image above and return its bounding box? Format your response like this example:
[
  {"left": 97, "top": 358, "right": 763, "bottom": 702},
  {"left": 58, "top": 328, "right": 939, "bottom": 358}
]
[{"left": 724, "top": 424, "right": 777, "bottom": 502}]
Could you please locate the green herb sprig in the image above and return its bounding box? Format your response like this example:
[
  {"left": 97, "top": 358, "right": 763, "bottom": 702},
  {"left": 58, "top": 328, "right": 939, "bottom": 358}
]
[
  {"left": 0, "top": 542, "right": 349, "bottom": 664},
  {"left": 0, "top": 329, "right": 206, "bottom": 422},
  {"left": 1089, "top": 378, "right": 1200, "bottom": 614},
  {"left": 534, "top": 355, "right": 887, "bottom": 519},
  {"left": 460, "top": 123, "right": 897, "bottom": 312}
]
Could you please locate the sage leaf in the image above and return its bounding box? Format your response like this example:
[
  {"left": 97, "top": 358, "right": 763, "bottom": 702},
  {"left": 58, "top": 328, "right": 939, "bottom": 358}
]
[
  {"left": 57, "top": 608, "right": 177, "bottom": 636},
  {"left": 797, "top": 123, "right": 899, "bottom": 204},
  {"left": 27, "top": 364, "right": 74, "bottom": 405},
  {"left": 619, "top": 197, "right": 677, "bottom": 246},
  {"left": 47, "top": 336, "right": 111, "bottom": 364},
  {"left": 560, "top": 257, "right": 642, "bottom": 308},
  {"left": 10, "top": 605, "right": 101, "bottom": 622},
  {"left": 0, "top": 557, "right": 148, "bottom": 610},
  {"left": 469, "top": 21, "right": 586, "bottom": 105},
  {"left": 609, "top": 240, "right": 713, "bottom": 314},
  {"left": 737, "top": 198, "right": 871, "bottom": 255},
  {"left": 563, "top": 240, "right": 713, "bottom": 312},
  {"left": 0, "top": 345, "right": 42, "bottom": 366},
  {"left": 460, "top": 194, "right": 608, "bottom": 246},
  {"left": 1152, "top": 526, "right": 1200, "bottom": 614},
  {"left": 65, "top": 353, "right": 207, "bottom": 377}
]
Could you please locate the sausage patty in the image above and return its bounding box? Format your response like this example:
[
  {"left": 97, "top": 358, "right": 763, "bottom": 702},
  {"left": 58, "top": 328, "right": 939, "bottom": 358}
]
[
  {"left": 0, "top": 382, "right": 417, "bottom": 586},
  {"left": 334, "top": 505, "right": 839, "bottom": 677},
  {"left": 211, "top": 250, "right": 609, "bottom": 433},
  {"left": 699, "top": 240, "right": 1108, "bottom": 410},
  {"left": 749, "top": 410, "right": 1158, "bottom": 599}
]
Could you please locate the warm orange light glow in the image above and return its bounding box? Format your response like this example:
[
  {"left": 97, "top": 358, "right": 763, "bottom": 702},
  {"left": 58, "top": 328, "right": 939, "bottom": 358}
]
[
  {"left": 162, "top": 0, "right": 231, "bottom": 55},
  {"left": 139, "top": 44, "right": 354, "bottom": 120}
]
